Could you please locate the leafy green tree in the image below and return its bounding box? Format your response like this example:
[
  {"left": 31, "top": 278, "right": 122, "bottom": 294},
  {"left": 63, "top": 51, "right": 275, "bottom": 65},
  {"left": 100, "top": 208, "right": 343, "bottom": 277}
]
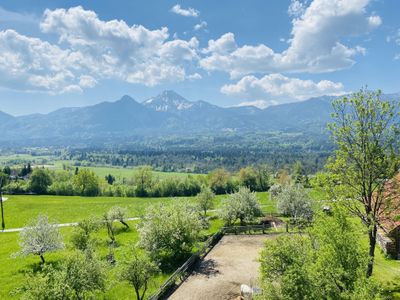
[
  {"left": 16, "top": 215, "right": 64, "bottom": 263},
  {"left": 238, "top": 167, "right": 258, "bottom": 191},
  {"left": 17, "top": 250, "right": 105, "bottom": 299},
  {"left": 328, "top": 89, "right": 400, "bottom": 276},
  {"left": 71, "top": 217, "right": 101, "bottom": 251},
  {"left": 62, "top": 250, "right": 106, "bottom": 299},
  {"left": 120, "top": 250, "right": 159, "bottom": 300},
  {"left": 219, "top": 187, "right": 262, "bottom": 226},
  {"left": 196, "top": 187, "right": 215, "bottom": 217},
  {"left": 107, "top": 206, "right": 130, "bottom": 228},
  {"left": 258, "top": 208, "right": 382, "bottom": 300},
  {"left": 254, "top": 164, "right": 272, "bottom": 191},
  {"left": 137, "top": 202, "right": 201, "bottom": 264},
  {"left": 105, "top": 174, "right": 115, "bottom": 185},
  {"left": 207, "top": 168, "right": 236, "bottom": 194},
  {"left": 3, "top": 166, "right": 11, "bottom": 175},
  {"left": 276, "top": 184, "right": 313, "bottom": 224},
  {"left": 134, "top": 166, "right": 153, "bottom": 197},
  {"left": 29, "top": 168, "right": 52, "bottom": 194},
  {"left": 73, "top": 169, "right": 100, "bottom": 196}
]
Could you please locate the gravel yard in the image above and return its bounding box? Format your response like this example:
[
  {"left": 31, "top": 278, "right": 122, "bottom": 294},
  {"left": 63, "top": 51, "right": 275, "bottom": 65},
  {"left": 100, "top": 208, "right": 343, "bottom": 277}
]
[{"left": 169, "top": 234, "right": 274, "bottom": 300}]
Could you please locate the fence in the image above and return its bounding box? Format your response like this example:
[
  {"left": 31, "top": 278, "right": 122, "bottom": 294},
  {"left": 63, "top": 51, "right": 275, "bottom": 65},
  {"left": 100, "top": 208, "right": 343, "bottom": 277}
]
[
  {"left": 148, "top": 223, "right": 286, "bottom": 300},
  {"left": 148, "top": 230, "right": 224, "bottom": 300}
]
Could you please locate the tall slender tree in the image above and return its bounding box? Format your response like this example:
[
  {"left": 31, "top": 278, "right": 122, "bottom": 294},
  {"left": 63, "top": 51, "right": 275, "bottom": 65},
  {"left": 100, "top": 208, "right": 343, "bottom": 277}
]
[{"left": 328, "top": 89, "right": 400, "bottom": 276}]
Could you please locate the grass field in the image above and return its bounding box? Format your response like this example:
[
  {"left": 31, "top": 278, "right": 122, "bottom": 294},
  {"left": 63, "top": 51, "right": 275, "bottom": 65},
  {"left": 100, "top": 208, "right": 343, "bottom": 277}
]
[{"left": 1, "top": 191, "right": 399, "bottom": 299}]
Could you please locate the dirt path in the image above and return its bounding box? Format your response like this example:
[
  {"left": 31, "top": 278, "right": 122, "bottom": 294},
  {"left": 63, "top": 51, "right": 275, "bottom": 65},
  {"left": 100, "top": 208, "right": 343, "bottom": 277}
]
[{"left": 169, "top": 235, "right": 273, "bottom": 300}]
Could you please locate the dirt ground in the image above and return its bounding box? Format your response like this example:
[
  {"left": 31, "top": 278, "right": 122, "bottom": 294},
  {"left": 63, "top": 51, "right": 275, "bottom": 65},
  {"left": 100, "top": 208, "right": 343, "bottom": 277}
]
[{"left": 168, "top": 235, "right": 273, "bottom": 300}]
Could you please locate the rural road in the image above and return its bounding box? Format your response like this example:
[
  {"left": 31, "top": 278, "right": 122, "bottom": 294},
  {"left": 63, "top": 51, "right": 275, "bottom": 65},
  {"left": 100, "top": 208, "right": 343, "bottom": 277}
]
[
  {"left": 0, "top": 217, "right": 141, "bottom": 233},
  {"left": 0, "top": 205, "right": 275, "bottom": 233}
]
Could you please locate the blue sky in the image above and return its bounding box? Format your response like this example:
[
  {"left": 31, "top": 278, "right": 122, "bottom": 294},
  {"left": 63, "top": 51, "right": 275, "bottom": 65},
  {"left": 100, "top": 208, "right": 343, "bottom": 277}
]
[{"left": 0, "top": 0, "right": 399, "bottom": 115}]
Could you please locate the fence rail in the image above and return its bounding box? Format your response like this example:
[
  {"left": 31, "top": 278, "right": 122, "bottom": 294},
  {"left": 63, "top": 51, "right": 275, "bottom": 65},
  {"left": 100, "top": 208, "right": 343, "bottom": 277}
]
[
  {"left": 148, "top": 230, "right": 224, "bottom": 300},
  {"left": 148, "top": 223, "right": 286, "bottom": 300}
]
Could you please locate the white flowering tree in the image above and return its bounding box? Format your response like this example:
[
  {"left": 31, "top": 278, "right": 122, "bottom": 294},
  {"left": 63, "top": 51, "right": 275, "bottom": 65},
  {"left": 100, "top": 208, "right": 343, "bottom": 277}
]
[
  {"left": 276, "top": 184, "right": 313, "bottom": 223},
  {"left": 219, "top": 187, "right": 262, "bottom": 226},
  {"left": 17, "top": 215, "right": 64, "bottom": 263},
  {"left": 137, "top": 202, "right": 201, "bottom": 264}
]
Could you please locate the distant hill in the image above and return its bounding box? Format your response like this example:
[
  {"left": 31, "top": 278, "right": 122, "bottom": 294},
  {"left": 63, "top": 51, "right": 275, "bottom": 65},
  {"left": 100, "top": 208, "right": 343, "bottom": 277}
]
[{"left": 0, "top": 91, "right": 398, "bottom": 145}]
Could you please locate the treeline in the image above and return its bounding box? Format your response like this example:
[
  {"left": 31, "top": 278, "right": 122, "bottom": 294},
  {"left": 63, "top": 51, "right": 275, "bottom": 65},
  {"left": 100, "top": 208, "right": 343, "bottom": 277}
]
[{"left": 0, "top": 163, "right": 294, "bottom": 197}]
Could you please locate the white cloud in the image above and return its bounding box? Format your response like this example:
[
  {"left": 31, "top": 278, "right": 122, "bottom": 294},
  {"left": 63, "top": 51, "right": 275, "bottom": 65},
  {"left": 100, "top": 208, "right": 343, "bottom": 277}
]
[
  {"left": 221, "top": 73, "right": 345, "bottom": 107},
  {"left": 194, "top": 21, "right": 207, "bottom": 31},
  {"left": 200, "top": 0, "right": 380, "bottom": 77},
  {"left": 394, "top": 53, "right": 400, "bottom": 60},
  {"left": 235, "top": 100, "right": 269, "bottom": 109},
  {"left": 187, "top": 73, "right": 202, "bottom": 80},
  {"left": 0, "top": 6, "right": 200, "bottom": 93},
  {"left": 288, "top": 0, "right": 306, "bottom": 17},
  {"left": 170, "top": 4, "right": 199, "bottom": 18}
]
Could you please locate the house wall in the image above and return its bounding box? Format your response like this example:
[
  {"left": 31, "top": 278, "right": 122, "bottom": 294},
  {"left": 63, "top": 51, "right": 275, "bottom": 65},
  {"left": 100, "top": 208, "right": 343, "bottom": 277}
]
[{"left": 377, "top": 230, "right": 398, "bottom": 259}]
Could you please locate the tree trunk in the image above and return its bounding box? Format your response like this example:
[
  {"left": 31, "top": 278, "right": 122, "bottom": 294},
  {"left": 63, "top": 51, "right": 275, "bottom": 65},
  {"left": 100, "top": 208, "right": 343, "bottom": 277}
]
[
  {"left": 40, "top": 254, "right": 45, "bottom": 264},
  {"left": 135, "top": 288, "right": 141, "bottom": 300},
  {"left": 366, "top": 224, "right": 377, "bottom": 277},
  {"left": 120, "top": 220, "right": 130, "bottom": 228}
]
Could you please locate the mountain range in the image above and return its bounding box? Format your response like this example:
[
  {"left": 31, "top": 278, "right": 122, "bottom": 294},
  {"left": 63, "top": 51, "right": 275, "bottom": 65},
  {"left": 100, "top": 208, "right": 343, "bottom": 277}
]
[{"left": 0, "top": 90, "right": 398, "bottom": 146}]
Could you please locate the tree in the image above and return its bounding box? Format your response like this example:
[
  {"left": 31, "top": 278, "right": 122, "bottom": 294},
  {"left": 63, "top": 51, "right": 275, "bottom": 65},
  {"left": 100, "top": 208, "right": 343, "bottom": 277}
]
[
  {"left": 292, "top": 161, "right": 308, "bottom": 186},
  {"left": 276, "top": 184, "right": 313, "bottom": 224},
  {"left": 62, "top": 250, "right": 106, "bottom": 299},
  {"left": 0, "top": 173, "right": 7, "bottom": 230},
  {"left": 105, "top": 174, "right": 116, "bottom": 185},
  {"left": 71, "top": 217, "right": 101, "bottom": 251},
  {"left": 196, "top": 187, "right": 215, "bottom": 217},
  {"left": 254, "top": 164, "right": 272, "bottom": 191},
  {"left": 328, "top": 89, "right": 400, "bottom": 277},
  {"left": 73, "top": 169, "right": 100, "bottom": 196},
  {"left": 120, "top": 250, "right": 159, "bottom": 300},
  {"left": 18, "top": 250, "right": 105, "bottom": 300},
  {"left": 107, "top": 206, "right": 130, "bottom": 228},
  {"left": 29, "top": 168, "right": 52, "bottom": 194},
  {"left": 134, "top": 166, "right": 153, "bottom": 197},
  {"left": 16, "top": 215, "right": 64, "bottom": 263},
  {"left": 258, "top": 208, "right": 382, "bottom": 300},
  {"left": 137, "top": 202, "right": 201, "bottom": 264},
  {"left": 207, "top": 168, "right": 236, "bottom": 194},
  {"left": 238, "top": 167, "right": 258, "bottom": 191},
  {"left": 219, "top": 187, "right": 262, "bottom": 226}
]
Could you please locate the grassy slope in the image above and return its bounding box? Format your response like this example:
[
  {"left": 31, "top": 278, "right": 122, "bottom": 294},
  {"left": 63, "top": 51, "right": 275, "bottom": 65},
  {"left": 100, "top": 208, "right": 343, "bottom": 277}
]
[{"left": 0, "top": 193, "right": 269, "bottom": 299}]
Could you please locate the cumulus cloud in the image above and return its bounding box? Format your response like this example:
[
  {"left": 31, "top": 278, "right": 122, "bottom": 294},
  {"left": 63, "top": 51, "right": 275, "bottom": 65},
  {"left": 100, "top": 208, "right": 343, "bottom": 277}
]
[
  {"left": 194, "top": 21, "right": 207, "bottom": 31},
  {"left": 170, "top": 4, "right": 199, "bottom": 17},
  {"left": 288, "top": 0, "right": 306, "bottom": 17},
  {"left": 221, "top": 73, "right": 345, "bottom": 107},
  {"left": 0, "top": 6, "right": 200, "bottom": 93},
  {"left": 200, "top": 0, "right": 380, "bottom": 77}
]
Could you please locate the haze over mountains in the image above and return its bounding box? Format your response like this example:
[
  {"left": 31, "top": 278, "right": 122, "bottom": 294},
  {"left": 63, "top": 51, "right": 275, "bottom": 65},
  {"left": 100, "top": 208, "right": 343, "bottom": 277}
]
[{"left": 0, "top": 90, "right": 398, "bottom": 145}]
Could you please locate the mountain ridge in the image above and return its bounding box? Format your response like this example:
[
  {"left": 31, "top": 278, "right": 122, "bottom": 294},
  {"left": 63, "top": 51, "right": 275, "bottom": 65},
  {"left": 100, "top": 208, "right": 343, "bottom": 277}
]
[{"left": 0, "top": 90, "right": 398, "bottom": 145}]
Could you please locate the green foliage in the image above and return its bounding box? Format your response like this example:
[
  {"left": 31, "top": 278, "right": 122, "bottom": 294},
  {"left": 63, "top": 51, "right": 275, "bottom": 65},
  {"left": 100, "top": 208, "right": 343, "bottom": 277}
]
[
  {"left": 328, "top": 89, "right": 400, "bottom": 276},
  {"left": 238, "top": 167, "right": 258, "bottom": 191},
  {"left": 73, "top": 169, "right": 101, "bottom": 196},
  {"left": 258, "top": 208, "right": 383, "bottom": 300},
  {"left": 197, "top": 186, "right": 215, "bottom": 217},
  {"left": 134, "top": 166, "right": 153, "bottom": 197},
  {"left": 137, "top": 202, "right": 202, "bottom": 265},
  {"left": 16, "top": 215, "right": 64, "bottom": 263},
  {"left": 29, "top": 168, "right": 52, "bottom": 194},
  {"left": 71, "top": 217, "right": 101, "bottom": 251},
  {"left": 276, "top": 184, "right": 313, "bottom": 224},
  {"left": 17, "top": 250, "right": 105, "bottom": 300},
  {"left": 120, "top": 250, "right": 159, "bottom": 300},
  {"left": 207, "top": 168, "right": 237, "bottom": 194},
  {"left": 219, "top": 187, "right": 262, "bottom": 226}
]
